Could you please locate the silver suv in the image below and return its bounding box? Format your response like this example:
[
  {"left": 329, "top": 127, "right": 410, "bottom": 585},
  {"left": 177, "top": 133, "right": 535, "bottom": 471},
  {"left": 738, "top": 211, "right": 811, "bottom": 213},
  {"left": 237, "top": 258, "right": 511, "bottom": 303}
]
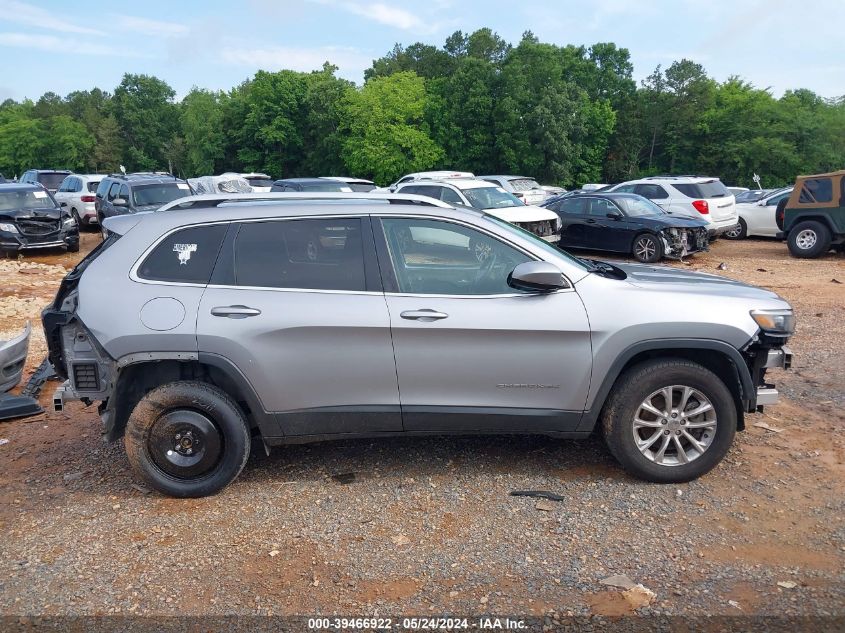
[{"left": 43, "top": 193, "right": 794, "bottom": 497}]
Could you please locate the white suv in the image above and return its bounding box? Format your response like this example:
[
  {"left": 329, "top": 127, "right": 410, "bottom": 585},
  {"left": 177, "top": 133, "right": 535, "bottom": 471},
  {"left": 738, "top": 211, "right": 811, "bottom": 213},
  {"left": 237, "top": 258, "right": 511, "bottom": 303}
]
[
  {"left": 380, "top": 171, "right": 475, "bottom": 193},
  {"left": 54, "top": 174, "right": 105, "bottom": 227},
  {"left": 395, "top": 178, "right": 560, "bottom": 243},
  {"left": 606, "top": 176, "right": 739, "bottom": 237}
]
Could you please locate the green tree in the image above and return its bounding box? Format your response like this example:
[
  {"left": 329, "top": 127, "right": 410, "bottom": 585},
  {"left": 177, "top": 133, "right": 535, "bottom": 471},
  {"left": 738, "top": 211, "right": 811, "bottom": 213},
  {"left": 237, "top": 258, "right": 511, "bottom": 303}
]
[
  {"left": 341, "top": 72, "right": 444, "bottom": 184},
  {"left": 181, "top": 88, "right": 226, "bottom": 176},
  {"left": 112, "top": 73, "right": 178, "bottom": 170}
]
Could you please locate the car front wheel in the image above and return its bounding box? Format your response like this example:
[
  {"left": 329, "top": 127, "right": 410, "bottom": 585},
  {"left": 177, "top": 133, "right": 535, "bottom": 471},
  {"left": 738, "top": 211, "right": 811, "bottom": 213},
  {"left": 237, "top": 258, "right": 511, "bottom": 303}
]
[
  {"left": 787, "top": 221, "right": 831, "bottom": 258},
  {"left": 632, "top": 233, "right": 663, "bottom": 263},
  {"left": 124, "top": 381, "right": 251, "bottom": 497},
  {"left": 601, "top": 359, "right": 737, "bottom": 483}
]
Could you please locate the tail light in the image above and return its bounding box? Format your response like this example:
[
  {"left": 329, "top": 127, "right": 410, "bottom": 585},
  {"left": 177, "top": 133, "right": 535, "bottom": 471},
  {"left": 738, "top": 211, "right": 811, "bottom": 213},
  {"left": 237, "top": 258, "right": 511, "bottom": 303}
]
[
  {"left": 81, "top": 195, "right": 96, "bottom": 202},
  {"left": 691, "top": 200, "right": 709, "bottom": 214}
]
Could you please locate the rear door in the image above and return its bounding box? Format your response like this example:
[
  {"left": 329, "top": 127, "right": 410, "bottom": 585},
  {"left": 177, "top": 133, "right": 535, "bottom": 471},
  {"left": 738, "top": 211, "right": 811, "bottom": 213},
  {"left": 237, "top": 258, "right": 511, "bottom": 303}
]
[
  {"left": 552, "top": 197, "right": 590, "bottom": 247},
  {"left": 375, "top": 215, "right": 592, "bottom": 432},
  {"left": 196, "top": 215, "right": 401, "bottom": 437}
]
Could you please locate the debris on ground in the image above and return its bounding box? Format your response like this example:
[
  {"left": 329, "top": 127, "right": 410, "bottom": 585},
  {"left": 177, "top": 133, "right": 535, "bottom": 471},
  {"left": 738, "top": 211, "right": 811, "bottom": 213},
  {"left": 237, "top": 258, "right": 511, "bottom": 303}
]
[
  {"left": 717, "top": 262, "right": 728, "bottom": 270},
  {"left": 600, "top": 575, "right": 636, "bottom": 590},
  {"left": 331, "top": 472, "right": 356, "bottom": 485},
  {"left": 777, "top": 581, "right": 798, "bottom": 589},
  {"left": 510, "top": 490, "right": 565, "bottom": 501},
  {"left": 535, "top": 500, "right": 555, "bottom": 512},
  {"left": 753, "top": 421, "right": 785, "bottom": 433},
  {"left": 622, "top": 584, "right": 656, "bottom": 609}
]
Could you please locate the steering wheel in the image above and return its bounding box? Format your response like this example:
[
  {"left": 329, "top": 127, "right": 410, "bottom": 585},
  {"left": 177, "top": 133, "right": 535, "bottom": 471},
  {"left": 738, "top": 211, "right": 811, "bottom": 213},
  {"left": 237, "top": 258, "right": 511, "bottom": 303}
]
[{"left": 473, "top": 249, "right": 498, "bottom": 289}]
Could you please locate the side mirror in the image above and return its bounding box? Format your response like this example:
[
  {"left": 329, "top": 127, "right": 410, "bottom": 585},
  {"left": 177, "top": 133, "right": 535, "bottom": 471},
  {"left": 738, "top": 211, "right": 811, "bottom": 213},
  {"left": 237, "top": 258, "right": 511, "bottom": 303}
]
[
  {"left": 112, "top": 197, "right": 127, "bottom": 206},
  {"left": 606, "top": 211, "right": 623, "bottom": 220},
  {"left": 508, "top": 261, "right": 569, "bottom": 292}
]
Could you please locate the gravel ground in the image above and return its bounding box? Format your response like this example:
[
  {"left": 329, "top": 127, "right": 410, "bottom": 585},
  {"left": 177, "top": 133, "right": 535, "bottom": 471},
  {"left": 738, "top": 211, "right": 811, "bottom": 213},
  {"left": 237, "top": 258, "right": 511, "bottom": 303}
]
[{"left": 0, "top": 233, "right": 843, "bottom": 622}]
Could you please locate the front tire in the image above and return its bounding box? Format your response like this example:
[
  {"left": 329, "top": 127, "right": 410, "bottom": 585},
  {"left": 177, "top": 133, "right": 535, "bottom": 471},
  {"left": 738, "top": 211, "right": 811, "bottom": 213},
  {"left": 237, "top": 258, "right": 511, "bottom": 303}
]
[
  {"left": 787, "top": 220, "right": 831, "bottom": 258},
  {"left": 601, "top": 359, "right": 737, "bottom": 483},
  {"left": 124, "top": 381, "right": 251, "bottom": 497},
  {"left": 632, "top": 233, "right": 663, "bottom": 263},
  {"left": 723, "top": 218, "right": 747, "bottom": 240}
]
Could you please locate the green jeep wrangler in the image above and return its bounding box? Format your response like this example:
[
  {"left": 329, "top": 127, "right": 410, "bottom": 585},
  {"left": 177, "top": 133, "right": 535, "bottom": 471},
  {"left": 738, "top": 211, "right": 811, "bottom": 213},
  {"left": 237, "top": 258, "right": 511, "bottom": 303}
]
[{"left": 776, "top": 170, "right": 845, "bottom": 258}]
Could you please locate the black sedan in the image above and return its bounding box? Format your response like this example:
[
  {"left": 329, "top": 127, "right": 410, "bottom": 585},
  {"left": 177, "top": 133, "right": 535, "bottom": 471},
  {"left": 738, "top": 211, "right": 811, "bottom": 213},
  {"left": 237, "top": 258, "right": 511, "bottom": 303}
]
[
  {"left": 270, "top": 178, "right": 353, "bottom": 192},
  {"left": 0, "top": 183, "right": 80, "bottom": 255},
  {"left": 542, "top": 192, "right": 709, "bottom": 263}
]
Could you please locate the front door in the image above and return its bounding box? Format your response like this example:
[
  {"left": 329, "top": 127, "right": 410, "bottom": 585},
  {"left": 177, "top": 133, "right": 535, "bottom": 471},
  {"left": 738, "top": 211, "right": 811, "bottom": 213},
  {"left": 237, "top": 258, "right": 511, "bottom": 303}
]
[
  {"left": 375, "top": 216, "right": 592, "bottom": 433},
  {"left": 197, "top": 216, "right": 401, "bottom": 437}
]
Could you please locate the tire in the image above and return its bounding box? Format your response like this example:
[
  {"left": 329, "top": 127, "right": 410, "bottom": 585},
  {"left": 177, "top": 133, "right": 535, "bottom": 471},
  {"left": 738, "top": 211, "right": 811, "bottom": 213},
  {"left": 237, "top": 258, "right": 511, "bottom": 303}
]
[
  {"left": 775, "top": 198, "right": 787, "bottom": 231},
  {"left": 787, "top": 220, "right": 831, "bottom": 259},
  {"left": 723, "top": 218, "right": 746, "bottom": 240},
  {"left": 601, "top": 359, "right": 737, "bottom": 483},
  {"left": 124, "top": 381, "right": 251, "bottom": 498},
  {"left": 66, "top": 239, "right": 80, "bottom": 253},
  {"left": 632, "top": 233, "right": 663, "bottom": 263},
  {"left": 70, "top": 207, "right": 82, "bottom": 227}
]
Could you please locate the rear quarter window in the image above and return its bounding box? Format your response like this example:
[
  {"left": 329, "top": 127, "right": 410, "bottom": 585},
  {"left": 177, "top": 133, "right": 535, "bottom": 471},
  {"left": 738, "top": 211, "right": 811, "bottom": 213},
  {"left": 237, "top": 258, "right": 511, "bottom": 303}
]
[
  {"left": 798, "top": 178, "right": 833, "bottom": 204},
  {"left": 137, "top": 224, "right": 228, "bottom": 284}
]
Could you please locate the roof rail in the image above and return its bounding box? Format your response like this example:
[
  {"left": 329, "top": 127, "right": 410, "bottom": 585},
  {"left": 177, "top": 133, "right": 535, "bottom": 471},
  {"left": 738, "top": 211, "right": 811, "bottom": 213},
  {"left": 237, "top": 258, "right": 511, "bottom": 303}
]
[
  {"left": 642, "top": 175, "right": 701, "bottom": 180},
  {"left": 157, "top": 191, "right": 456, "bottom": 212}
]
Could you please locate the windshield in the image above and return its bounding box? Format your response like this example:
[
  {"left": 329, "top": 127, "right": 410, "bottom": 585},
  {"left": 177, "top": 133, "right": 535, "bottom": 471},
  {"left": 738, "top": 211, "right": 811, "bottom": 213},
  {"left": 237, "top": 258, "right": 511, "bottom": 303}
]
[
  {"left": 0, "top": 189, "right": 58, "bottom": 210},
  {"left": 484, "top": 214, "right": 590, "bottom": 272},
  {"left": 132, "top": 183, "right": 191, "bottom": 207},
  {"left": 508, "top": 178, "right": 542, "bottom": 192},
  {"left": 38, "top": 173, "right": 69, "bottom": 190},
  {"left": 617, "top": 196, "right": 666, "bottom": 217},
  {"left": 463, "top": 186, "right": 523, "bottom": 210}
]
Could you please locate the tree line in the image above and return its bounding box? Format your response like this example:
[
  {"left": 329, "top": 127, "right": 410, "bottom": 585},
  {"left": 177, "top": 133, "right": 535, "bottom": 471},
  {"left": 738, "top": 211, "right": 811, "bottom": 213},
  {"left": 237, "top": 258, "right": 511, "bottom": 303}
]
[{"left": 1, "top": 29, "right": 843, "bottom": 188}]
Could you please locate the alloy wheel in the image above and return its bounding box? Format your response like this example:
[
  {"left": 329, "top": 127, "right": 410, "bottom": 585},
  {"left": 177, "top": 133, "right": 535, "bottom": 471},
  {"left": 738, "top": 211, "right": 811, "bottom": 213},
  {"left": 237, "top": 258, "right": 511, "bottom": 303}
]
[
  {"left": 632, "top": 385, "right": 717, "bottom": 466},
  {"left": 634, "top": 236, "right": 656, "bottom": 261},
  {"left": 795, "top": 229, "right": 817, "bottom": 250}
]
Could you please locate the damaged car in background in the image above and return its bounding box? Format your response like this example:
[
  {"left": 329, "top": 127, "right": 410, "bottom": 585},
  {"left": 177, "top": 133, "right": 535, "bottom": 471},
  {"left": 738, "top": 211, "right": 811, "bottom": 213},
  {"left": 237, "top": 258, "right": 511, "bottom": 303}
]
[
  {"left": 543, "top": 192, "right": 709, "bottom": 263},
  {"left": 0, "top": 183, "right": 80, "bottom": 255}
]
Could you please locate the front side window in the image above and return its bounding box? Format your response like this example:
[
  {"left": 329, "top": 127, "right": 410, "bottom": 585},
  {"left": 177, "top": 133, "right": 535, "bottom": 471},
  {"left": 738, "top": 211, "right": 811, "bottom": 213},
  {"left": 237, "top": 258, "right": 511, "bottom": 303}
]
[
  {"left": 799, "top": 178, "right": 833, "bottom": 204},
  {"left": 234, "top": 218, "right": 366, "bottom": 291},
  {"left": 560, "top": 198, "right": 587, "bottom": 214},
  {"left": 614, "top": 184, "right": 637, "bottom": 193},
  {"left": 381, "top": 218, "right": 532, "bottom": 295},
  {"left": 587, "top": 198, "right": 618, "bottom": 217},
  {"left": 138, "top": 224, "right": 228, "bottom": 284},
  {"left": 439, "top": 187, "right": 463, "bottom": 205},
  {"left": 766, "top": 191, "right": 791, "bottom": 206},
  {"left": 617, "top": 196, "right": 666, "bottom": 217},
  {"left": 96, "top": 179, "right": 111, "bottom": 198},
  {"left": 118, "top": 184, "right": 130, "bottom": 200},
  {"left": 107, "top": 182, "right": 121, "bottom": 201}
]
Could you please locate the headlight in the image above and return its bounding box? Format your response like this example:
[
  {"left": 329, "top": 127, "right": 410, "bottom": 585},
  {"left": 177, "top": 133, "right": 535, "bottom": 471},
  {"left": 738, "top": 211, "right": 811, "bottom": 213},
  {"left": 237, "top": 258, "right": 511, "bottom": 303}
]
[
  {"left": 63, "top": 216, "right": 76, "bottom": 226},
  {"left": 0, "top": 222, "right": 18, "bottom": 234},
  {"left": 751, "top": 309, "right": 795, "bottom": 334}
]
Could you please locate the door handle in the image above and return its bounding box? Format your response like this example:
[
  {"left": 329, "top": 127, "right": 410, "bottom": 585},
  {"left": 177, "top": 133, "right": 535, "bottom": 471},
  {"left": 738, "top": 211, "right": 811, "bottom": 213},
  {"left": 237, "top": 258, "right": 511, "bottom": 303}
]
[
  {"left": 400, "top": 309, "right": 449, "bottom": 321},
  {"left": 211, "top": 305, "right": 262, "bottom": 318},
  {"left": 585, "top": 218, "right": 597, "bottom": 224}
]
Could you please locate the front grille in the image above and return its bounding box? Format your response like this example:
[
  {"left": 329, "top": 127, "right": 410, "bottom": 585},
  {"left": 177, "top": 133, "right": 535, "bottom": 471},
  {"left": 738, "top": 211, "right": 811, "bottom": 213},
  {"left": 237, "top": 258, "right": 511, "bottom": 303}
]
[
  {"left": 72, "top": 363, "right": 99, "bottom": 391},
  {"left": 17, "top": 219, "right": 60, "bottom": 236},
  {"left": 516, "top": 220, "right": 555, "bottom": 237}
]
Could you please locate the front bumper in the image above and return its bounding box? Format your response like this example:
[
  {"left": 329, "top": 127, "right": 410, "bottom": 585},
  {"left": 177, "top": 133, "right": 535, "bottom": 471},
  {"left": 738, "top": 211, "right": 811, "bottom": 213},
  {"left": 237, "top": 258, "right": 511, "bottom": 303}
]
[
  {"left": 748, "top": 343, "right": 792, "bottom": 410},
  {"left": 0, "top": 226, "right": 79, "bottom": 251},
  {"left": 0, "top": 321, "right": 31, "bottom": 392},
  {"left": 660, "top": 227, "right": 709, "bottom": 259}
]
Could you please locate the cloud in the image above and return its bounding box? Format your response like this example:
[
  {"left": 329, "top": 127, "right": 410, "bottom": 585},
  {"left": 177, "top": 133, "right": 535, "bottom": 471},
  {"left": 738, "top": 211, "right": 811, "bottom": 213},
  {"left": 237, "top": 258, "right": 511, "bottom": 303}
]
[
  {"left": 220, "top": 44, "right": 372, "bottom": 78},
  {"left": 1, "top": 0, "right": 103, "bottom": 35},
  {"left": 0, "top": 32, "right": 146, "bottom": 58},
  {"left": 113, "top": 15, "right": 189, "bottom": 37},
  {"left": 310, "top": 0, "right": 424, "bottom": 30}
]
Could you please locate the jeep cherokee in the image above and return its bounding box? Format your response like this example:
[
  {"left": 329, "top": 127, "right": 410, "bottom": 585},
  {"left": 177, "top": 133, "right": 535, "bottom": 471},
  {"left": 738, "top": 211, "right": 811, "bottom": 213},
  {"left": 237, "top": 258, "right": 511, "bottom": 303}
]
[{"left": 43, "top": 192, "right": 794, "bottom": 497}]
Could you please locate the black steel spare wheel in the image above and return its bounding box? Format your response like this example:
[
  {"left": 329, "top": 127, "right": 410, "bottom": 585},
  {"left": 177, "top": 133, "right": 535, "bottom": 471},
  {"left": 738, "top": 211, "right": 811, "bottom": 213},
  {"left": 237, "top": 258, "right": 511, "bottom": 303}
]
[
  {"left": 148, "top": 409, "right": 222, "bottom": 479},
  {"left": 125, "top": 381, "right": 250, "bottom": 498}
]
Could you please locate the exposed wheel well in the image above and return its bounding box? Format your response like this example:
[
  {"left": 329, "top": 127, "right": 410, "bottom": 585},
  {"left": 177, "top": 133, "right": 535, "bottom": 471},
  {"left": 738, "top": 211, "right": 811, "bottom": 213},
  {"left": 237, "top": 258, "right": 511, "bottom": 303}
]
[
  {"left": 602, "top": 348, "right": 746, "bottom": 431},
  {"left": 106, "top": 360, "right": 259, "bottom": 441},
  {"left": 787, "top": 215, "right": 837, "bottom": 235}
]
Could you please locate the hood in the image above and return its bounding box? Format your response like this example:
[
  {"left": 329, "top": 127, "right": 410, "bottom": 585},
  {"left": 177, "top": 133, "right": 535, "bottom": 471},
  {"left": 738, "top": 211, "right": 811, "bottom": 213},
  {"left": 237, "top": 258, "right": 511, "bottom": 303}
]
[
  {"left": 0, "top": 205, "right": 62, "bottom": 221},
  {"left": 484, "top": 204, "right": 558, "bottom": 223},
  {"left": 614, "top": 262, "right": 785, "bottom": 301}
]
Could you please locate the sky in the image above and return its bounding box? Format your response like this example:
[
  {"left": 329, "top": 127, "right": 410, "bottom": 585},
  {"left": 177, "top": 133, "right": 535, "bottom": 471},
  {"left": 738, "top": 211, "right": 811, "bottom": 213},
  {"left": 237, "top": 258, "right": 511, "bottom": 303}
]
[{"left": 1, "top": 0, "right": 844, "bottom": 102}]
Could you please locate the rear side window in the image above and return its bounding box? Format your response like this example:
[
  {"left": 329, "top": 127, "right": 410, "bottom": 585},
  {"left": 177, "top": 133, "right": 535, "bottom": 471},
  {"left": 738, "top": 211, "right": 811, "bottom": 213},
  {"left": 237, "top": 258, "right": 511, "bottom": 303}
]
[
  {"left": 673, "top": 181, "right": 728, "bottom": 199},
  {"left": 233, "top": 218, "right": 366, "bottom": 291},
  {"left": 798, "top": 178, "right": 833, "bottom": 204},
  {"left": 87, "top": 180, "right": 101, "bottom": 192},
  {"left": 138, "top": 224, "right": 228, "bottom": 284}
]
